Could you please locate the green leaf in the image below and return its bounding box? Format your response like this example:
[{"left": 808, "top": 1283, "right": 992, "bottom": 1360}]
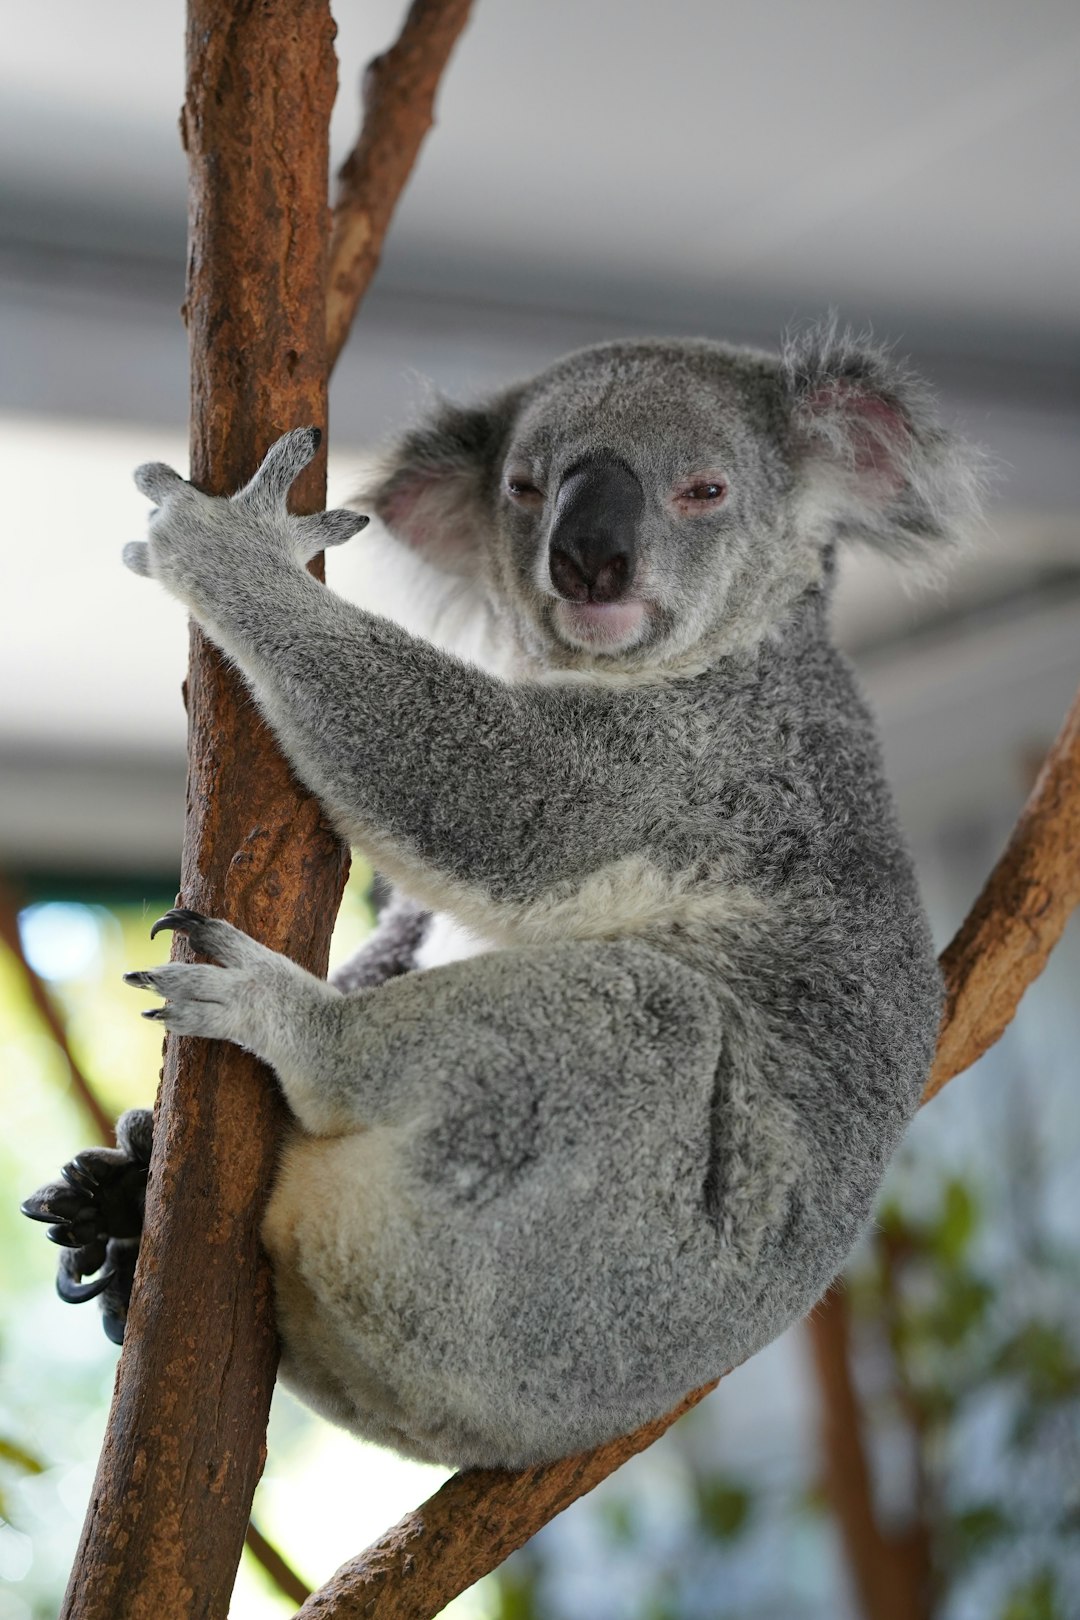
[
  {"left": 931, "top": 1178, "right": 979, "bottom": 1263},
  {"left": 947, "top": 1502, "right": 1012, "bottom": 1566},
  {"left": 0, "top": 1437, "right": 45, "bottom": 1475},
  {"left": 923, "top": 1272, "right": 993, "bottom": 1348},
  {"left": 995, "top": 1322, "right": 1080, "bottom": 1403},
  {"left": 492, "top": 1564, "right": 543, "bottom": 1620},
  {"left": 999, "top": 1568, "right": 1062, "bottom": 1620},
  {"left": 599, "top": 1498, "right": 636, "bottom": 1545},
  {"left": 695, "top": 1478, "right": 753, "bottom": 1542}
]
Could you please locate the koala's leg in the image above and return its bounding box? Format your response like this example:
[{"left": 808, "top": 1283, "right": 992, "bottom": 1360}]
[
  {"left": 22, "top": 899, "right": 432, "bottom": 1344},
  {"left": 330, "top": 889, "right": 431, "bottom": 993}
]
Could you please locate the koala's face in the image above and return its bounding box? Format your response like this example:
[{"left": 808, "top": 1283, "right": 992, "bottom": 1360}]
[
  {"left": 370, "top": 332, "right": 979, "bottom": 673},
  {"left": 490, "top": 343, "right": 795, "bottom": 666}
]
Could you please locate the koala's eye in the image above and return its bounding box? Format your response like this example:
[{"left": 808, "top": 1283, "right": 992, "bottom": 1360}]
[
  {"left": 680, "top": 473, "right": 731, "bottom": 505},
  {"left": 505, "top": 474, "right": 544, "bottom": 508},
  {"left": 674, "top": 477, "right": 729, "bottom": 513}
]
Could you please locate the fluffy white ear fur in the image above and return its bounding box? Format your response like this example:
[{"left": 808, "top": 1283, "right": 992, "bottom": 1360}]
[{"left": 781, "top": 322, "right": 986, "bottom": 565}]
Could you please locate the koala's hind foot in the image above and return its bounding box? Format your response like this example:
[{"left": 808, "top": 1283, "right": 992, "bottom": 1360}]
[{"left": 21, "top": 1107, "right": 153, "bottom": 1344}]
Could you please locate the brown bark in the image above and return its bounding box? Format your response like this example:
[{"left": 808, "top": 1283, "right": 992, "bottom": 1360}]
[
  {"left": 926, "top": 684, "right": 1080, "bottom": 1100},
  {"left": 59, "top": 6, "right": 343, "bottom": 1618},
  {"left": 807, "top": 1285, "right": 932, "bottom": 1620},
  {"left": 3, "top": 876, "right": 332, "bottom": 1609},
  {"left": 326, "top": 0, "right": 474, "bottom": 368},
  {"left": 297, "top": 679, "right": 1080, "bottom": 1620}
]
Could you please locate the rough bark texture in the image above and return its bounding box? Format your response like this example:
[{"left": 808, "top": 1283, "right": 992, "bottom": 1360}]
[
  {"left": 297, "top": 678, "right": 1080, "bottom": 1620},
  {"left": 58, "top": 6, "right": 343, "bottom": 1617},
  {"left": 326, "top": 0, "right": 473, "bottom": 367},
  {"left": 926, "top": 684, "right": 1080, "bottom": 1100},
  {"left": 806, "top": 1285, "right": 931, "bottom": 1620}
]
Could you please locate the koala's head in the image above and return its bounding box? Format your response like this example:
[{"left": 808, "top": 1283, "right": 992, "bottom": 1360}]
[{"left": 365, "top": 326, "right": 982, "bottom": 676}]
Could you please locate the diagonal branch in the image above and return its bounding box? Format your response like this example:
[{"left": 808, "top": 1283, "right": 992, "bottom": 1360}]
[
  {"left": 326, "top": 0, "right": 474, "bottom": 370},
  {"left": 925, "top": 684, "right": 1080, "bottom": 1099},
  {"left": 296, "top": 680, "right": 1080, "bottom": 1620},
  {"left": 0, "top": 875, "right": 115, "bottom": 1143}
]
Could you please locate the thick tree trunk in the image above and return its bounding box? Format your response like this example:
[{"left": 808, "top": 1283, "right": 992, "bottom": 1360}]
[{"left": 59, "top": 6, "right": 342, "bottom": 1616}]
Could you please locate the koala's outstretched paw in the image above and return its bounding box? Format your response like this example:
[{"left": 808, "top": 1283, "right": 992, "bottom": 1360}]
[
  {"left": 125, "top": 428, "right": 369, "bottom": 589},
  {"left": 123, "top": 910, "right": 302, "bottom": 1046},
  {"left": 21, "top": 1108, "right": 153, "bottom": 1345}
]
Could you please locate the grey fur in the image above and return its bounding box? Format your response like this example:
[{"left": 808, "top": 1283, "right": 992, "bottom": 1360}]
[{"left": 111, "top": 329, "right": 977, "bottom": 1469}]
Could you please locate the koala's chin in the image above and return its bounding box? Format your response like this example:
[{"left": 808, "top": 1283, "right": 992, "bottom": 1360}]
[{"left": 551, "top": 597, "right": 649, "bottom": 655}]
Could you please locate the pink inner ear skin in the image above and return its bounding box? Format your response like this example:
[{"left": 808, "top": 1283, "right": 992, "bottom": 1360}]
[
  {"left": 806, "top": 384, "right": 910, "bottom": 489},
  {"left": 377, "top": 473, "right": 440, "bottom": 546},
  {"left": 376, "top": 468, "right": 479, "bottom": 570}
]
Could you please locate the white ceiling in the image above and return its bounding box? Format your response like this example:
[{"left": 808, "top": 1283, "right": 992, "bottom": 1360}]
[
  {"left": 1, "top": 0, "right": 1079, "bottom": 333},
  {"left": 1, "top": 0, "right": 1078, "bottom": 879}
]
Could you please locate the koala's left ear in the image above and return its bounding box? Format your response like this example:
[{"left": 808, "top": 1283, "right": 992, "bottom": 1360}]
[
  {"left": 364, "top": 390, "right": 522, "bottom": 576},
  {"left": 780, "top": 324, "right": 985, "bottom": 562}
]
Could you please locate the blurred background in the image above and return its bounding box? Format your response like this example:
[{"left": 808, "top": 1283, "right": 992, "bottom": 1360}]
[{"left": 1, "top": 2, "right": 1079, "bottom": 1617}]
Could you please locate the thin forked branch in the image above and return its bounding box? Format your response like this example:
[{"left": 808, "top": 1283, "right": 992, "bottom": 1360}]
[
  {"left": 326, "top": 0, "right": 474, "bottom": 370},
  {"left": 296, "top": 681, "right": 1080, "bottom": 1620}
]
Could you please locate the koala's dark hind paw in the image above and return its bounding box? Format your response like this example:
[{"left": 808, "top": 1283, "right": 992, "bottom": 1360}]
[{"left": 21, "top": 1107, "right": 153, "bottom": 1346}]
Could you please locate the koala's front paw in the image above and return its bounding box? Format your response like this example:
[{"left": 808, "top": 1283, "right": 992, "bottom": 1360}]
[
  {"left": 124, "top": 427, "right": 369, "bottom": 599},
  {"left": 122, "top": 908, "right": 296, "bottom": 1047},
  {"left": 21, "top": 1108, "right": 153, "bottom": 1344}
]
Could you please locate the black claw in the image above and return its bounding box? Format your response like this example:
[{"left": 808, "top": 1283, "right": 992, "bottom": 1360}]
[
  {"left": 141, "top": 1007, "right": 166, "bottom": 1021},
  {"left": 21, "top": 1185, "right": 76, "bottom": 1224},
  {"left": 310, "top": 426, "right": 322, "bottom": 450},
  {"left": 64, "top": 1157, "right": 101, "bottom": 1194},
  {"left": 149, "top": 907, "right": 207, "bottom": 942},
  {"left": 57, "top": 1268, "right": 116, "bottom": 1305},
  {"left": 102, "top": 1309, "right": 127, "bottom": 1346},
  {"left": 123, "top": 970, "right": 152, "bottom": 987}
]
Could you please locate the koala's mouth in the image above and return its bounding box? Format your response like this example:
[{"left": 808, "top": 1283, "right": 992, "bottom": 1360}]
[{"left": 552, "top": 598, "right": 649, "bottom": 653}]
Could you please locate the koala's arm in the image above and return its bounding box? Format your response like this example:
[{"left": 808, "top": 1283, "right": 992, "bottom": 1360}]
[{"left": 126, "top": 433, "right": 643, "bottom": 906}]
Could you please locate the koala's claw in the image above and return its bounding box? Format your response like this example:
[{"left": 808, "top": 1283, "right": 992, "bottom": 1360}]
[
  {"left": 57, "top": 1251, "right": 117, "bottom": 1305},
  {"left": 149, "top": 906, "right": 208, "bottom": 943}
]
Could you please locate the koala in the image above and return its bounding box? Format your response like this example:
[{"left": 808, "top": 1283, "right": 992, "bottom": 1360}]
[{"left": 23, "top": 327, "right": 981, "bottom": 1469}]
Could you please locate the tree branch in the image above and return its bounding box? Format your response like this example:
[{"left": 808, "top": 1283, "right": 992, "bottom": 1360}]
[
  {"left": 326, "top": 0, "right": 473, "bottom": 370},
  {"left": 0, "top": 875, "right": 115, "bottom": 1143},
  {"left": 806, "top": 1283, "right": 931, "bottom": 1620},
  {"left": 59, "top": 7, "right": 343, "bottom": 1616},
  {"left": 296, "top": 680, "right": 1080, "bottom": 1620},
  {"left": 925, "top": 683, "right": 1080, "bottom": 1100},
  {"left": 294, "top": 1379, "right": 720, "bottom": 1620},
  {"left": 245, "top": 1520, "right": 312, "bottom": 1608}
]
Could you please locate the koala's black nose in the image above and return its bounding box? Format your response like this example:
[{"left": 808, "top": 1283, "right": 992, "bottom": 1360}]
[{"left": 548, "top": 453, "right": 643, "bottom": 604}]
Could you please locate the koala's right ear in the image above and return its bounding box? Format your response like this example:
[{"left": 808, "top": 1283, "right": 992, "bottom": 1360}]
[
  {"left": 364, "top": 392, "right": 521, "bottom": 576},
  {"left": 779, "top": 322, "right": 986, "bottom": 566}
]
